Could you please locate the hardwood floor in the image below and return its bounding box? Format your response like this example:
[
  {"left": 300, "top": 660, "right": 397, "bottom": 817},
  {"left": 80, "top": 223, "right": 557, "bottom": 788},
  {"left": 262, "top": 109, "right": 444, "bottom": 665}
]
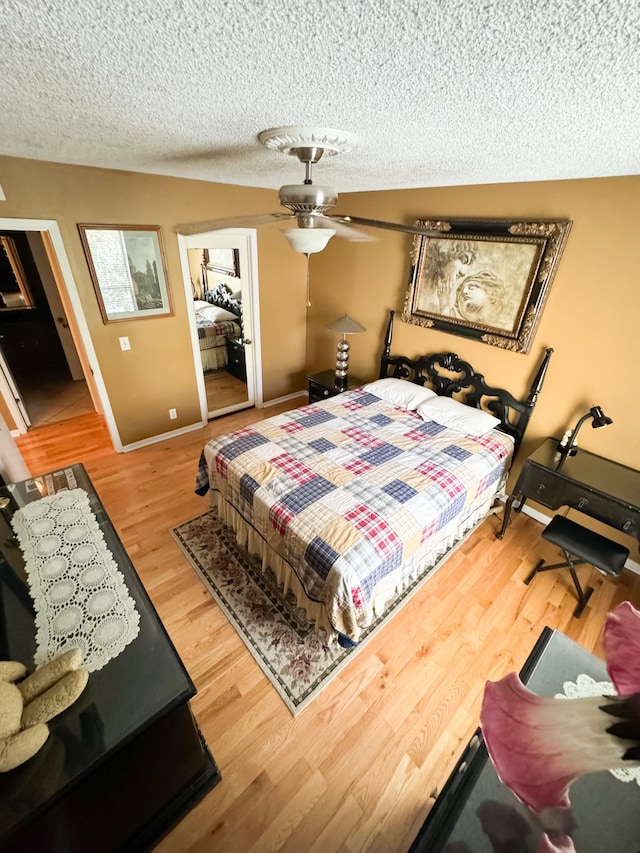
[
  {"left": 15, "top": 413, "right": 640, "bottom": 853},
  {"left": 204, "top": 369, "right": 249, "bottom": 412}
]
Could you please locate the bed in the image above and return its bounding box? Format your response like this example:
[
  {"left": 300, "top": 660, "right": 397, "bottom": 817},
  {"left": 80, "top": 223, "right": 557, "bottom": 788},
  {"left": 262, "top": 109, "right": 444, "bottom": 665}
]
[
  {"left": 194, "top": 283, "right": 243, "bottom": 373},
  {"left": 196, "top": 310, "right": 553, "bottom": 644}
]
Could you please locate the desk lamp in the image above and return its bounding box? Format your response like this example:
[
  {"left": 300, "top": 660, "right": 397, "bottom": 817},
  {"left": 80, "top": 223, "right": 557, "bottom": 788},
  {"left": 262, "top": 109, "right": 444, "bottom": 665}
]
[
  {"left": 326, "top": 314, "right": 365, "bottom": 387},
  {"left": 559, "top": 405, "right": 613, "bottom": 456}
]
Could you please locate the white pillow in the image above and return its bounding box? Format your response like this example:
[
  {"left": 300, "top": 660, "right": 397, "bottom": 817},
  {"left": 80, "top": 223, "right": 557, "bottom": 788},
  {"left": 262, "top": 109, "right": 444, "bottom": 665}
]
[
  {"left": 196, "top": 305, "right": 238, "bottom": 323},
  {"left": 362, "top": 378, "right": 437, "bottom": 410},
  {"left": 416, "top": 396, "right": 500, "bottom": 435},
  {"left": 193, "top": 300, "right": 210, "bottom": 311}
]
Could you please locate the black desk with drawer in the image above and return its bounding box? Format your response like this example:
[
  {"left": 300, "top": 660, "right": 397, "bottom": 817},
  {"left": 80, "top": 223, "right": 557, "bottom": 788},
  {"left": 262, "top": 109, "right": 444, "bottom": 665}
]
[{"left": 497, "top": 437, "right": 640, "bottom": 546}]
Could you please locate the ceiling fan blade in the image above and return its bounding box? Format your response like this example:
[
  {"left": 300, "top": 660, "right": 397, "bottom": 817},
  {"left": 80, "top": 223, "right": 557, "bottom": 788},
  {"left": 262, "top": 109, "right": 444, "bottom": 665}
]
[
  {"left": 175, "top": 212, "right": 294, "bottom": 235},
  {"left": 327, "top": 215, "right": 445, "bottom": 237},
  {"left": 315, "top": 217, "right": 375, "bottom": 242}
]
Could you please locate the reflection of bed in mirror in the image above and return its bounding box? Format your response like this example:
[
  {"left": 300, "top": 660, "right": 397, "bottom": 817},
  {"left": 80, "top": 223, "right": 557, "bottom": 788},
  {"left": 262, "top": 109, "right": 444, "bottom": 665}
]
[
  {"left": 195, "top": 279, "right": 244, "bottom": 375},
  {"left": 187, "top": 246, "right": 245, "bottom": 378},
  {"left": 194, "top": 300, "right": 241, "bottom": 373}
]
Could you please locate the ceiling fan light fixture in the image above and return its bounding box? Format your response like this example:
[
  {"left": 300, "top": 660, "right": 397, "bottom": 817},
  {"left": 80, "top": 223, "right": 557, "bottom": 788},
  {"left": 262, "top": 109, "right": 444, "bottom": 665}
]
[{"left": 283, "top": 228, "right": 336, "bottom": 254}]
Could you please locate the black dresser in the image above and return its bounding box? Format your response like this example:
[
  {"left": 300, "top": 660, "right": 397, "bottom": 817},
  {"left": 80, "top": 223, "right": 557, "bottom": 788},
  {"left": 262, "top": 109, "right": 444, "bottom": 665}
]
[{"left": 0, "top": 464, "right": 220, "bottom": 852}]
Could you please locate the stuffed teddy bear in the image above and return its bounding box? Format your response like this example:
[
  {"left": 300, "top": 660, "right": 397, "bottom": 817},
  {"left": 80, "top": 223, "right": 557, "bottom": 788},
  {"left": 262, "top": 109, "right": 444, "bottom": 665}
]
[{"left": 0, "top": 648, "right": 88, "bottom": 772}]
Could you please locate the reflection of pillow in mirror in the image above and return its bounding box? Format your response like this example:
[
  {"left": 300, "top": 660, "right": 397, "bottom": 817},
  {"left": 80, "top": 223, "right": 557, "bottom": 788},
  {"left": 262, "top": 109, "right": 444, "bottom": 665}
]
[
  {"left": 362, "top": 378, "right": 437, "bottom": 410},
  {"left": 416, "top": 396, "right": 500, "bottom": 435},
  {"left": 231, "top": 290, "right": 242, "bottom": 301},
  {"left": 193, "top": 300, "right": 210, "bottom": 311},
  {"left": 197, "top": 305, "right": 237, "bottom": 323}
]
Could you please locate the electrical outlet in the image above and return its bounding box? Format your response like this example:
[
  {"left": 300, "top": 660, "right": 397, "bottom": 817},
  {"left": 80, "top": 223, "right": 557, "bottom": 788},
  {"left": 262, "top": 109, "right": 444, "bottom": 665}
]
[
  {"left": 119, "top": 336, "right": 131, "bottom": 351},
  {"left": 169, "top": 408, "right": 177, "bottom": 420}
]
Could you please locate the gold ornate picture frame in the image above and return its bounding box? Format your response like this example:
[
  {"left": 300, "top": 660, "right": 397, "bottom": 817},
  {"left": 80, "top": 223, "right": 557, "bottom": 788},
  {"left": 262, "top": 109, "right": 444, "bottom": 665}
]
[{"left": 402, "top": 218, "right": 572, "bottom": 353}]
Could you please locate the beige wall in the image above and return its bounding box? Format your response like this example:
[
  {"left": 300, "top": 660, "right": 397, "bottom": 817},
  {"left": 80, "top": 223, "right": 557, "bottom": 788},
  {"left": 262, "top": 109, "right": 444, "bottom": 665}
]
[
  {"left": 0, "top": 156, "right": 307, "bottom": 445},
  {"left": 309, "top": 175, "right": 640, "bottom": 550},
  {"left": 2, "top": 157, "right": 638, "bottom": 554}
]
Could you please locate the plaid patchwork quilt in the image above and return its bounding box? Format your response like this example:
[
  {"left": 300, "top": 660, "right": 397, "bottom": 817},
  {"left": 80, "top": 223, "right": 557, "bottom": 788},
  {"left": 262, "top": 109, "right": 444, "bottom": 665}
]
[
  {"left": 197, "top": 318, "right": 240, "bottom": 352},
  {"left": 196, "top": 390, "right": 514, "bottom": 641}
]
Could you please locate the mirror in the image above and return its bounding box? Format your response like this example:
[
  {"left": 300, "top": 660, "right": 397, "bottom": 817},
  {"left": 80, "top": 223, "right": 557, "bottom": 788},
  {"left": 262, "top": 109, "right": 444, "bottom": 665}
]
[
  {"left": 187, "top": 245, "right": 248, "bottom": 415},
  {"left": 0, "top": 236, "right": 35, "bottom": 310},
  {"left": 78, "top": 225, "right": 173, "bottom": 323}
]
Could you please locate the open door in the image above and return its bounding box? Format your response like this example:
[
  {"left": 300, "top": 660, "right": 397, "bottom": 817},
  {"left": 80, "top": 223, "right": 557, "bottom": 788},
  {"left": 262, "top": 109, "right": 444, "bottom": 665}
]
[
  {"left": 0, "top": 348, "right": 31, "bottom": 431},
  {"left": 178, "top": 230, "right": 262, "bottom": 420}
]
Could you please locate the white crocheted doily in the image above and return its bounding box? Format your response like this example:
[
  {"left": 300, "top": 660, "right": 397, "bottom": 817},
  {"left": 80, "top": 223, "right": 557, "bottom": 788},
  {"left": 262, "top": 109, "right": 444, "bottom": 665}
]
[
  {"left": 12, "top": 488, "right": 140, "bottom": 672},
  {"left": 556, "top": 673, "right": 640, "bottom": 786}
]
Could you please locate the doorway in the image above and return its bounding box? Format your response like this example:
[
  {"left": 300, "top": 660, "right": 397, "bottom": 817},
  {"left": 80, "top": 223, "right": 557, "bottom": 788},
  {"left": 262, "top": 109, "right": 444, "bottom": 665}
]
[
  {"left": 0, "top": 217, "right": 118, "bottom": 452},
  {"left": 178, "top": 230, "right": 262, "bottom": 420},
  {"left": 0, "top": 229, "right": 94, "bottom": 430}
]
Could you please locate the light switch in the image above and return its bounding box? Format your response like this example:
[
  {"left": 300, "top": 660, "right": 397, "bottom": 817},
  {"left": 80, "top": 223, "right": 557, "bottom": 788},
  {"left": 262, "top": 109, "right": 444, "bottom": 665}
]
[{"left": 119, "top": 337, "right": 131, "bottom": 351}]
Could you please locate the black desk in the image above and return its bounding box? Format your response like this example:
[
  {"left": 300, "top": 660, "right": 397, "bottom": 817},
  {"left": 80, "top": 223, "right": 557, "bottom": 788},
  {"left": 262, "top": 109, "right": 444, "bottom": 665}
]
[
  {"left": 410, "top": 628, "right": 640, "bottom": 851},
  {"left": 0, "top": 464, "right": 220, "bottom": 853},
  {"left": 497, "top": 437, "right": 640, "bottom": 546}
]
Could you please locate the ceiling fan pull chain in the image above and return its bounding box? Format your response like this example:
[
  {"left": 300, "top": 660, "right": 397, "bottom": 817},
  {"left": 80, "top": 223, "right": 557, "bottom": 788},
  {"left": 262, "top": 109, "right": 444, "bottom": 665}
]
[{"left": 305, "top": 253, "right": 311, "bottom": 307}]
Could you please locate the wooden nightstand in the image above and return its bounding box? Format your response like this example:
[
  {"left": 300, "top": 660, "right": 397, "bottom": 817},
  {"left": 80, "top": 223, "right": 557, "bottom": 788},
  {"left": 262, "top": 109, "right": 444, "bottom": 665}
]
[
  {"left": 307, "top": 370, "right": 365, "bottom": 403},
  {"left": 226, "top": 337, "right": 246, "bottom": 382}
]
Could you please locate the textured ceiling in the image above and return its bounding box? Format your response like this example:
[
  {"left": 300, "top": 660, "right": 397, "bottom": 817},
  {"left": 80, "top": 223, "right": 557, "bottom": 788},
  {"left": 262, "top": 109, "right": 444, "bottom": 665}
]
[{"left": 1, "top": 0, "right": 639, "bottom": 193}]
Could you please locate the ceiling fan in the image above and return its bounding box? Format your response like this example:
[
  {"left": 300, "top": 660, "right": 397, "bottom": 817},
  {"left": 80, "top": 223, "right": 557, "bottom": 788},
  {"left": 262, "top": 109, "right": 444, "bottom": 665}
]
[{"left": 175, "top": 126, "right": 444, "bottom": 254}]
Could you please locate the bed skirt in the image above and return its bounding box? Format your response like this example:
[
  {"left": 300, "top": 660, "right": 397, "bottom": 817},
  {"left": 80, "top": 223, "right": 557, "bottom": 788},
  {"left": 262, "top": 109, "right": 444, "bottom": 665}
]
[
  {"left": 200, "top": 343, "right": 227, "bottom": 373},
  {"left": 211, "top": 490, "right": 499, "bottom": 643}
]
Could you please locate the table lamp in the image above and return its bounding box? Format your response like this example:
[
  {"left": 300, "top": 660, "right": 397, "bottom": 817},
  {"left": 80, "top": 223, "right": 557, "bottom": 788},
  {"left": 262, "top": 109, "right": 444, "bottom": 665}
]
[
  {"left": 326, "top": 314, "right": 365, "bottom": 387},
  {"left": 559, "top": 405, "right": 613, "bottom": 456}
]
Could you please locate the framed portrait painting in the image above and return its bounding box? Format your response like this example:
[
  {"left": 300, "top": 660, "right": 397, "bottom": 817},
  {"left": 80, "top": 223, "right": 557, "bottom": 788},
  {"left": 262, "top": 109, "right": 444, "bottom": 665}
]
[
  {"left": 402, "top": 218, "right": 572, "bottom": 353},
  {"left": 78, "top": 224, "right": 173, "bottom": 323}
]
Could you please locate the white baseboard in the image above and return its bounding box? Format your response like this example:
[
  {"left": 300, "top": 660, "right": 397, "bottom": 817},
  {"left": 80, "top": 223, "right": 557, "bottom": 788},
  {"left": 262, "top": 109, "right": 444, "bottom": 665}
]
[
  {"left": 517, "top": 502, "right": 640, "bottom": 576},
  {"left": 260, "top": 391, "right": 307, "bottom": 409},
  {"left": 121, "top": 420, "right": 204, "bottom": 452}
]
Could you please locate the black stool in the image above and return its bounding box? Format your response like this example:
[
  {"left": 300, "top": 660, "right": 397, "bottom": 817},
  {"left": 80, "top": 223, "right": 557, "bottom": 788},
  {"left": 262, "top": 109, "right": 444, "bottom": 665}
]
[{"left": 525, "top": 515, "right": 629, "bottom": 618}]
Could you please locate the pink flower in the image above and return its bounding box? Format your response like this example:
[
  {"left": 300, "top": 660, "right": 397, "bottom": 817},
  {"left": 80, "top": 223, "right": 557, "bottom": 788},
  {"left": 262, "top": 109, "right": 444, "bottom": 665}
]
[
  {"left": 480, "top": 601, "right": 640, "bottom": 815},
  {"left": 603, "top": 600, "right": 640, "bottom": 695},
  {"left": 287, "top": 652, "right": 312, "bottom": 682}
]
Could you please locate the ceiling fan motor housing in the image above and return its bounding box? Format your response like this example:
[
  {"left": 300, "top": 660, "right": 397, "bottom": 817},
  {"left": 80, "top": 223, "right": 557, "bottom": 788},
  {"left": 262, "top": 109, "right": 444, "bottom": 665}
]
[{"left": 278, "top": 184, "right": 338, "bottom": 216}]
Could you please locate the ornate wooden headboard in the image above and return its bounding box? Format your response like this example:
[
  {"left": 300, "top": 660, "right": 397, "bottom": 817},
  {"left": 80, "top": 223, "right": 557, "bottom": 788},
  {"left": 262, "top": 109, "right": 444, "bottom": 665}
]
[{"left": 379, "top": 310, "right": 553, "bottom": 454}]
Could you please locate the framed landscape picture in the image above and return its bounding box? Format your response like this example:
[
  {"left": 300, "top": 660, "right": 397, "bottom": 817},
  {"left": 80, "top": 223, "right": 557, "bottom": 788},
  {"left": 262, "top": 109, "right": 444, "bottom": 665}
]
[
  {"left": 78, "top": 224, "right": 173, "bottom": 323},
  {"left": 402, "top": 218, "right": 572, "bottom": 353}
]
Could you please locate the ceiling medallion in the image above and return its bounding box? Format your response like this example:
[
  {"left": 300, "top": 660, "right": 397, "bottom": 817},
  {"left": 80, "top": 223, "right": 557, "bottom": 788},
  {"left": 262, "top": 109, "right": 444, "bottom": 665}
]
[{"left": 258, "top": 126, "right": 360, "bottom": 157}]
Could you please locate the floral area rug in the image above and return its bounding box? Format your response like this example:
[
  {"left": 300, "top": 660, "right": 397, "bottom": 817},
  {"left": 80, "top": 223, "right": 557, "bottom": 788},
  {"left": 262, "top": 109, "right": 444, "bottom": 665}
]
[{"left": 171, "top": 509, "right": 450, "bottom": 714}]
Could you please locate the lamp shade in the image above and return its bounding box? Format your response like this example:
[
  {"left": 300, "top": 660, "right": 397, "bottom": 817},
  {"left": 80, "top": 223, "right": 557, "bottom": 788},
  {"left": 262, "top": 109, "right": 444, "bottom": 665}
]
[
  {"left": 326, "top": 314, "right": 366, "bottom": 335},
  {"left": 283, "top": 228, "right": 336, "bottom": 254},
  {"left": 559, "top": 404, "right": 613, "bottom": 457}
]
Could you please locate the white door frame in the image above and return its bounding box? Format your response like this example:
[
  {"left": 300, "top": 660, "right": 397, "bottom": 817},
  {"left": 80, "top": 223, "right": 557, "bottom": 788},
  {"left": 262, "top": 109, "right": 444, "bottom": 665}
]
[
  {"left": 0, "top": 218, "right": 122, "bottom": 450},
  {"left": 177, "top": 229, "right": 263, "bottom": 421}
]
